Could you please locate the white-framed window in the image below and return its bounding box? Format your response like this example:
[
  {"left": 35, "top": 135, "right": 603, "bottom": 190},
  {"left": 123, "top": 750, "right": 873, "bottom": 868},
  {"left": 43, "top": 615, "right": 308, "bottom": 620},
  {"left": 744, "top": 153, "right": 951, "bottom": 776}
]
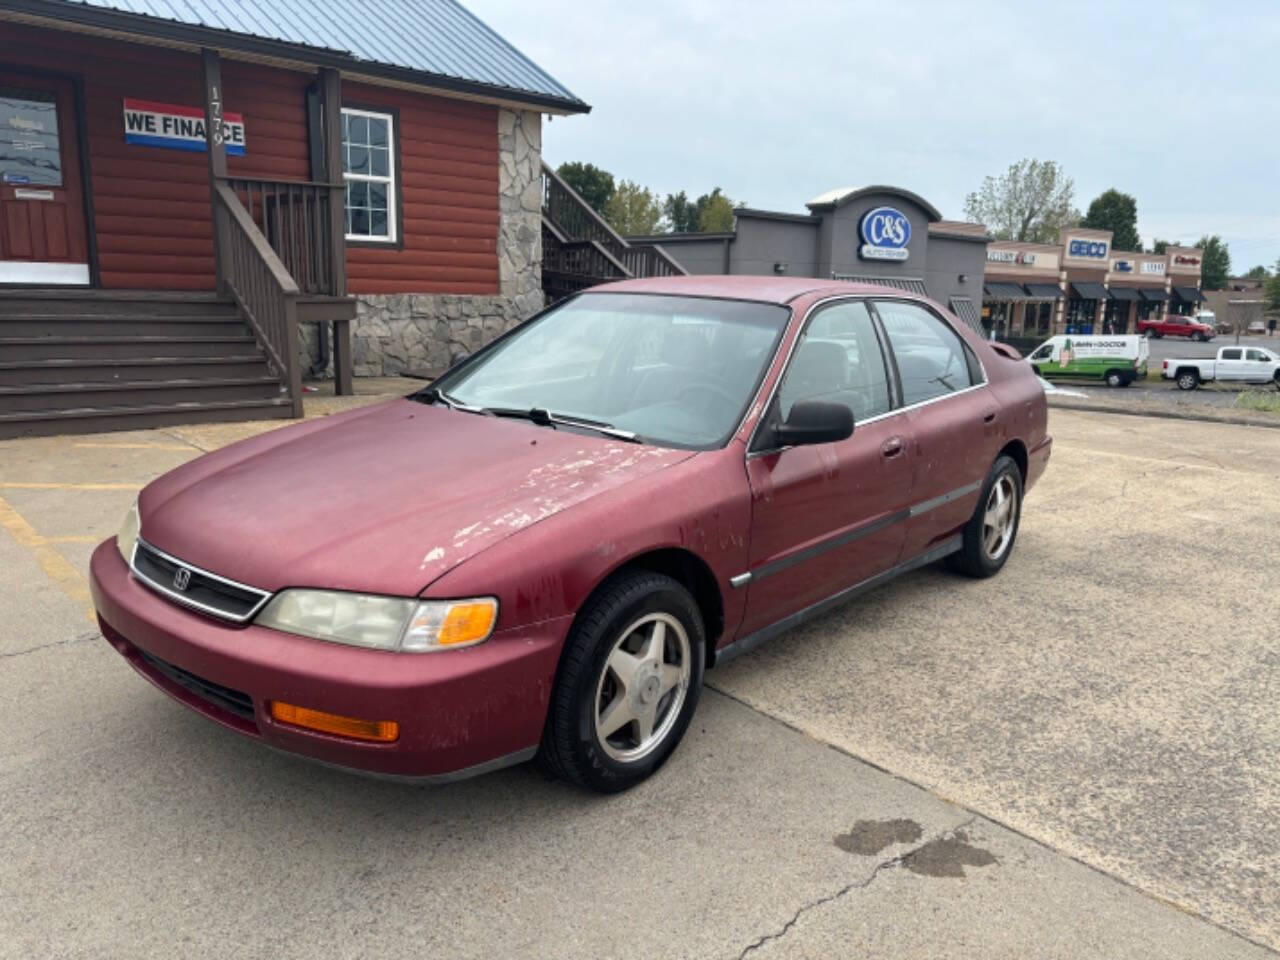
[{"left": 341, "top": 107, "right": 396, "bottom": 243}]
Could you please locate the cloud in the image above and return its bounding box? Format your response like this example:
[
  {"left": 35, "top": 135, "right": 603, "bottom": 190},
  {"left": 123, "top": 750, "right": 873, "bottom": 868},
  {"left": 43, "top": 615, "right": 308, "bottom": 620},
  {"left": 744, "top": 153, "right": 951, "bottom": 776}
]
[{"left": 471, "top": 0, "right": 1280, "bottom": 265}]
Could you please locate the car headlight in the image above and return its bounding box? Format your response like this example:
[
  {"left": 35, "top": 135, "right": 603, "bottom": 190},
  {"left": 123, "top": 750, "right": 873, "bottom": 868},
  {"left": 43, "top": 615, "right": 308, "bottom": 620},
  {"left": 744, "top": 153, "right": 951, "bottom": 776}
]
[
  {"left": 117, "top": 500, "right": 140, "bottom": 565},
  {"left": 255, "top": 590, "right": 497, "bottom": 652}
]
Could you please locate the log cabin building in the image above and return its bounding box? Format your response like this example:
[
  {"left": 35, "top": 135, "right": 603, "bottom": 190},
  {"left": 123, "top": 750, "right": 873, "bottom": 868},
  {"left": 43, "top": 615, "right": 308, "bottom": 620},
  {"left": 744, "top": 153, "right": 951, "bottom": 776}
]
[{"left": 0, "top": 0, "right": 590, "bottom": 436}]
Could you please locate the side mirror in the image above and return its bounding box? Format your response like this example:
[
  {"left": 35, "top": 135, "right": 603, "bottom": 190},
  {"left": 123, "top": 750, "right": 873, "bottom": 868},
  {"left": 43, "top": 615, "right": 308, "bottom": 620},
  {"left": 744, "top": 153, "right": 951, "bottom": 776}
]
[{"left": 774, "top": 400, "right": 854, "bottom": 446}]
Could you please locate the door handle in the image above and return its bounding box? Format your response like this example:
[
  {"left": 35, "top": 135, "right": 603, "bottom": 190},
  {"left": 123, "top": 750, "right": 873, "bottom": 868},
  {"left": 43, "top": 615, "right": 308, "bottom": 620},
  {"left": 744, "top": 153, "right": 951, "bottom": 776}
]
[
  {"left": 881, "top": 436, "right": 904, "bottom": 459},
  {"left": 982, "top": 409, "right": 998, "bottom": 424}
]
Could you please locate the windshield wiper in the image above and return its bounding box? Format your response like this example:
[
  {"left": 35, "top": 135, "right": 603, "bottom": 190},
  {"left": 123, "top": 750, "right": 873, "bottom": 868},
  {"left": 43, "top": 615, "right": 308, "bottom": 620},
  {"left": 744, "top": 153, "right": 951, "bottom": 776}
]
[
  {"left": 417, "top": 386, "right": 488, "bottom": 414},
  {"left": 488, "top": 407, "right": 642, "bottom": 443}
]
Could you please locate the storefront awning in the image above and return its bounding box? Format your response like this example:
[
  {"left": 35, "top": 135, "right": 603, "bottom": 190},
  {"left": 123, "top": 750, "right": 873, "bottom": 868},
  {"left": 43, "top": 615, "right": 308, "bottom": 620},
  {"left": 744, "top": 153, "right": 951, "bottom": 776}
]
[
  {"left": 1069, "top": 282, "right": 1107, "bottom": 300},
  {"left": 983, "top": 283, "right": 1028, "bottom": 301},
  {"left": 833, "top": 274, "right": 928, "bottom": 296},
  {"left": 1107, "top": 287, "right": 1142, "bottom": 301},
  {"left": 948, "top": 297, "right": 983, "bottom": 334},
  {"left": 1024, "top": 283, "right": 1062, "bottom": 300},
  {"left": 1140, "top": 288, "right": 1169, "bottom": 302},
  {"left": 1172, "top": 285, "right": 1204, "bottom": 302}
]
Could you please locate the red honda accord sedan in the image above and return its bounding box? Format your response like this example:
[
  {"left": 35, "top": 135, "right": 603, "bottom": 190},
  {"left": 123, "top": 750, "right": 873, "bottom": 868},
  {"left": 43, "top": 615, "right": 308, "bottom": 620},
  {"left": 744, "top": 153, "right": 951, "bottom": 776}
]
[{"left": 91, "top": 276, "right": 1050, "bottom": 792}]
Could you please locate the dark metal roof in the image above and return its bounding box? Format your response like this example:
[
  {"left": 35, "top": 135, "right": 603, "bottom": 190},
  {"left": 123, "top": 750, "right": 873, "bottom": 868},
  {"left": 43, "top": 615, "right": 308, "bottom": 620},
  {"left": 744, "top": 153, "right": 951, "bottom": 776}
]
[
  {"left": 1172, "top": 285, "right": 1204, "bottom": 302},
  {"left": 1024, "top": 283, "right": 1063, "bottom": 300},
  {"left": 984, "top": 282, "right": 1029, "bottom": 301},
  {"left": 948, "top": 297, "right": 983, "bottom": 334},
  {"left": 1070, "top": 282, "right": 1108, "bottom": 300},
  {"left": 831, "top": 274, "right": 929, "bottom": 296},
  {"left": 21, "top": 0, "right": 588, "bottom": 112},
  {"left": 1140, "top": 288, "right": 1170, "bottom": 302},
  {"left": 1107, "top": 286, "right": 1142, "bottom": 301}
]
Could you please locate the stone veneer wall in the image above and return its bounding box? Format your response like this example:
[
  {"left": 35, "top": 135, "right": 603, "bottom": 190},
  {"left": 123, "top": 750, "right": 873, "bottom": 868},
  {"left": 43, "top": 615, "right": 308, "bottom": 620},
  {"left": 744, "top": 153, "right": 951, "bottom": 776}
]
[{"left": 302, "top": 108, "right": 543, "bottom": 379}]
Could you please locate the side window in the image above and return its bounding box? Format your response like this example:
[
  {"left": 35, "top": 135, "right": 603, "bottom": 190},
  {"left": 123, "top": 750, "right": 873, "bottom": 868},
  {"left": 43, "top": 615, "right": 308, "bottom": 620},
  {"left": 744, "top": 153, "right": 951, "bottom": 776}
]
[
  {"left": 1246, "top": 349, "right": 1267, "bottom": 362},
  {"left": 1221, "top": 348, "right": 1242, "bottom": 360},
  {"left": 342, "top": 107, "right": 397, "bottom": 242},
  {"left": 777, "top": 301, "right": 892, "bottom": 422},
  {"left": 1031, "top": 344, "right": 1053, "bottom": 360},
  {"left": 875, "top": 300, "right": 977, "bottom": 406}
]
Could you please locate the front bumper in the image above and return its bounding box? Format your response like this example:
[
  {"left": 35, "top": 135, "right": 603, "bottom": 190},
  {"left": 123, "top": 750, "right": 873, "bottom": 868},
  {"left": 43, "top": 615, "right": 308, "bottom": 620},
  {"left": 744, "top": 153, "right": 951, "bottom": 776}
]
[{"left": 90, "top": 540, "right": 571, "bottom": 779}]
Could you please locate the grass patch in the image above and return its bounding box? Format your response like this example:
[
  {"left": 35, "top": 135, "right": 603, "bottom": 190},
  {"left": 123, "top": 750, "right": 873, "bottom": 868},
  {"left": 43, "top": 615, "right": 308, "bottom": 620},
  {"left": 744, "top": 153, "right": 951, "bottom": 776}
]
[{"left": 1234, "top": 389, "right": 1280, "bottom": 414}]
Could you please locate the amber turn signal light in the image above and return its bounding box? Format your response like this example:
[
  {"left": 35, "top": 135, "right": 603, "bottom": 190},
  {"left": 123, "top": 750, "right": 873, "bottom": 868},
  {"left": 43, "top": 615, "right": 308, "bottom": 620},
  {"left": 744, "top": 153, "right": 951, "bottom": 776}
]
[{"left": 269, "top": 701, "right": 399, "bottom": 742}]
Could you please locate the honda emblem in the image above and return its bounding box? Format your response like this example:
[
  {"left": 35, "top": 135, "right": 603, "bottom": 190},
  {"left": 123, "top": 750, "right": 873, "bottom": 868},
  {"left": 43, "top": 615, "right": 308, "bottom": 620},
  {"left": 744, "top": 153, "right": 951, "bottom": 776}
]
[{"left": 172, "top": 567, "right": 192, "bottom": 592}]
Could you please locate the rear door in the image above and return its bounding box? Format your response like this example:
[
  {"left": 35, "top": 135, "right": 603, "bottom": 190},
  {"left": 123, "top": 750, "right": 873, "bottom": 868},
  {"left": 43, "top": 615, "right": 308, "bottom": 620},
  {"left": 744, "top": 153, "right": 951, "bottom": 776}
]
[
  {"left": 740, "top": 299, "right": 912, "bottom": 636},
  {"left": 1216, "top": 348, "right": 1245, "bottom": 381},
  {"left": 0, "top": 73, "right": 90, "bottom": 285},
  {"left": 873, "top": 299, "right": 998, "bottom": 561}
]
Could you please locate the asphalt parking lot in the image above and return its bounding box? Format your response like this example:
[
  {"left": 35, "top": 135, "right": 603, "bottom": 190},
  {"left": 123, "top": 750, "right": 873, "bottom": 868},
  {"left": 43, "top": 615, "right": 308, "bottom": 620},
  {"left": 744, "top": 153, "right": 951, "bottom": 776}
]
[{"left": 2, "top": 393, "right": 1278, "bottom": 958}]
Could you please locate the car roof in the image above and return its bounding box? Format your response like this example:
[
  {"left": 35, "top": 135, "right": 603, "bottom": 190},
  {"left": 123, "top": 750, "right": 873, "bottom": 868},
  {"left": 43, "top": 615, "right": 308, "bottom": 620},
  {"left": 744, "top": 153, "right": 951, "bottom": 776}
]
[{"left": 585, "top": 274, "right": 906, "bottom": 305}]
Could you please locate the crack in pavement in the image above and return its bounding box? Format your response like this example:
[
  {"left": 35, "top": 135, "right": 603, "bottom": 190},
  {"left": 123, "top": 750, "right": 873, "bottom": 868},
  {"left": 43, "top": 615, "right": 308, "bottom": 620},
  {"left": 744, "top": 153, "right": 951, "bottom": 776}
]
[
  {"left": 2, "top": 631, "right": 98, "bottom": 659},
  {"left": 734, "top": 817, "right": 979, "bottom": 959}
]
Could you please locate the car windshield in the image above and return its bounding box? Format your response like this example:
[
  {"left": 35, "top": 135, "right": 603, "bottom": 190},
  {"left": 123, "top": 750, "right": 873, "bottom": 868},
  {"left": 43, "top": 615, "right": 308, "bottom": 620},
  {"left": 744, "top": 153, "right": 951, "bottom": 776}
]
[{"left": 431, "top": 293, "right": 791, "bottom": 449}]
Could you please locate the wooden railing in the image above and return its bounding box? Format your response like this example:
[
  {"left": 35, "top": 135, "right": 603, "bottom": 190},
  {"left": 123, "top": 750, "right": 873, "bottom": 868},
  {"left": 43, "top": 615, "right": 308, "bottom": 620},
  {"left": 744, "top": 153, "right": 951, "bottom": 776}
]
[
  {"left": 540, "top": 162, "right": 688, "bottom": 304},
  {"left": 225, "top": 177, "right": 344, "bottom": 296},
  {"left": 541, "top": 163, "right": 630, "bottom": 263},
  {"left": 213, "top": 181, "right": 303, "bottom": 417},
  {"left": 620, "top": 243, "right": 687, "bottom": 279}
]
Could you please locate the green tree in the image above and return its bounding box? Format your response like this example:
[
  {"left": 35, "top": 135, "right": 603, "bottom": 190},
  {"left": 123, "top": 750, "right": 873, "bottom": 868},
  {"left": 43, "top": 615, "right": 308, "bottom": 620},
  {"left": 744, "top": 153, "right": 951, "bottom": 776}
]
[
  {"left": 1265, "top": 260, "right": 1280, "bottom": 312},
  {"left": 556, "top": 161, "right": 614, "bottom": 216},
  {"left": 663, "top": 191, "right": 700, "bottom": 233},
  {"left": 963, "top": 159, "right": 1080, "bottom": 243},
  {"left": 1149, "top": 239, "right": 1169, "bottom": 254},
  {"left": 696, "top": 188, "right": 736, "bottom": 232},
  {"left": 1243, "top": 264, "right": 1271, "bottom": 280},
  {"left": 605, "top": 180, "right": 664, "bottom": 235},
  {"left": 1081, "top": 189, "right": 1141, "bottom": 252},
  {"left": 1197, "top": 235, "right": 1231, "bottom": 290}
]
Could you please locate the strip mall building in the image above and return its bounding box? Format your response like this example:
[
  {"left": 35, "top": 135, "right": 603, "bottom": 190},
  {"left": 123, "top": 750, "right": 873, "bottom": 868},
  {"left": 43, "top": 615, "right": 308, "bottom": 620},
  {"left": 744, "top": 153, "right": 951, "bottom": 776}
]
[{"left": 982, "top": 229, "right": 1206, "bottom": 341}]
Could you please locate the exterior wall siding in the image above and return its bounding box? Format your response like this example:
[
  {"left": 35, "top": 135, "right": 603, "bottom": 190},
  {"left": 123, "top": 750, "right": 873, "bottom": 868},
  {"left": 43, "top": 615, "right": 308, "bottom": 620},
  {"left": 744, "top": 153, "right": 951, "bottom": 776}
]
[{"left": 2, "top": 23, "right": 503, "bottom": 296}]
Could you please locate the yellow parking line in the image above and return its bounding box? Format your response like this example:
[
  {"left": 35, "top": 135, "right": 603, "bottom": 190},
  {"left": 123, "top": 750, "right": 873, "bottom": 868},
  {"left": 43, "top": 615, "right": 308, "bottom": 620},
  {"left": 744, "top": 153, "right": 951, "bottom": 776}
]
[
  {"left": 0, "top": 495, "right": 95, "bottom": 623},
  {"left": 0, "top": 482, "right": 142, "bottom": 491},
  {"left": 73, "top": 442, "right": 194, "bottom": 451},
  {"left": 45, "top": 535, "right": 101, "bottom": 544}
]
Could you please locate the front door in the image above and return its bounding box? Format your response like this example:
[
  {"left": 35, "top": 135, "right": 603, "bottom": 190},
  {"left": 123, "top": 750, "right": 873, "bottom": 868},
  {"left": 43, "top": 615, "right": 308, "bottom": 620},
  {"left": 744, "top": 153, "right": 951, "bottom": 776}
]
[
  {"left": 0, "top": 73, "right": 90, "bottom": 285},
  {"left": 739, "top": 299, "right": 912, "bottom": 637}
]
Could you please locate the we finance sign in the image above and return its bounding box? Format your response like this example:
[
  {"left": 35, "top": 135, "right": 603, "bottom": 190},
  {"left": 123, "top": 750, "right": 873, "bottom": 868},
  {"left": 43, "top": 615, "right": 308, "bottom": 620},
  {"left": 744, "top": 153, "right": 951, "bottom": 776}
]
[{"left": 123, "top": 99, "right": 246, "bottom": 155}]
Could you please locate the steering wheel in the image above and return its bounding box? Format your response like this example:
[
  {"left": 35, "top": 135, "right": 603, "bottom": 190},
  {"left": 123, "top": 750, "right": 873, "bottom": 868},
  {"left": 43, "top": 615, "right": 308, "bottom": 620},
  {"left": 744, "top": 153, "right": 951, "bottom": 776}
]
[{"left": 676, "top": 382, "right": 739, "bottom": 409}]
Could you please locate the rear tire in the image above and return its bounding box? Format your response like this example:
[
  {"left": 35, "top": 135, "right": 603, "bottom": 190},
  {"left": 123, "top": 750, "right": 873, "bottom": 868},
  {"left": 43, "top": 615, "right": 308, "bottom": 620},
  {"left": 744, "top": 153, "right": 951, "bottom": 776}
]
[
  {"left": 947, "top": 455, "right": 1023, "bottom": 579},
  {"left": 1176, "top": 371, "right": 1199, "bottom": 391},
  {"left": 538, "top": 570, "right": 704, "bottom": 793},
  {"left": 1194, "top": 332, "right": 1207, "bottom": 342}
]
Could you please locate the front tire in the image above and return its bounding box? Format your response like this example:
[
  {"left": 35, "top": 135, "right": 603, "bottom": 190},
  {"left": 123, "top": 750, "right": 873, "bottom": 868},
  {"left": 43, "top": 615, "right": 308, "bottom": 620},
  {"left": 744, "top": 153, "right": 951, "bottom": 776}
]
[
  {"left": 1105, "top": 370, "right": 1124, "bottom": 388},
  {"left": 947, "top": 455, "right": 1023, "bottom": 579},
  {"left": 538, "top": 570, "right": 704, "bottom": 792}
]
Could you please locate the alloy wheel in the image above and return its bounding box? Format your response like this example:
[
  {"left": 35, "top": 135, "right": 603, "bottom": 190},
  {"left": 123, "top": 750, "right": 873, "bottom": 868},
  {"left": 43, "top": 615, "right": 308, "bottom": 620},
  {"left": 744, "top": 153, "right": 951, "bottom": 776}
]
[
  {"left": 982, "top": 474, "right": 1018, "bottom": 561},
  {"left": 593, "top": 612, "right": 691, "bottom": 763}
]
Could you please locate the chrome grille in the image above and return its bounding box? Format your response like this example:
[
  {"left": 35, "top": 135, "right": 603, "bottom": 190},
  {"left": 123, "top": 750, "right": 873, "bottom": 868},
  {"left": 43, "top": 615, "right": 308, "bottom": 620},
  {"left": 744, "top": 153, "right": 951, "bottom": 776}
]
[{"left": 130, "top": 539, "right": 271, "bottom": 623}]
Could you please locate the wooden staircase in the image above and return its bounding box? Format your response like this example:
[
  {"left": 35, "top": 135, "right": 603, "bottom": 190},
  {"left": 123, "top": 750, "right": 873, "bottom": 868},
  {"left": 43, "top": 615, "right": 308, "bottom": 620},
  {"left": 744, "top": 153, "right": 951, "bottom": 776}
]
[
  {"left": 540, "top": 162, "right": 688, "bottom": 304},
  {"left": 0, "top": 291, "right": 293, "bottom": 439}
]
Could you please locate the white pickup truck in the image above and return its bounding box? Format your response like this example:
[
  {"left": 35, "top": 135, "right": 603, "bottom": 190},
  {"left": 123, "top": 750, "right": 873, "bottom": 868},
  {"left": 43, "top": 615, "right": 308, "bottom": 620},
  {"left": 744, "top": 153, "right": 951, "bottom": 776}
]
[{"left": 1163, "top": 345, "right": 1280, "bottom": 390}]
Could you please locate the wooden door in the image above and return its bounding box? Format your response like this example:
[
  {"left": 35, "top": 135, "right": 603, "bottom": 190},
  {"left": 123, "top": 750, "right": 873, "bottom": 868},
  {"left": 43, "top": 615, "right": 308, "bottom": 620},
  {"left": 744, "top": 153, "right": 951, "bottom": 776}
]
[{"left": 0, "top": 73, "right": 90, "bottom": 284}]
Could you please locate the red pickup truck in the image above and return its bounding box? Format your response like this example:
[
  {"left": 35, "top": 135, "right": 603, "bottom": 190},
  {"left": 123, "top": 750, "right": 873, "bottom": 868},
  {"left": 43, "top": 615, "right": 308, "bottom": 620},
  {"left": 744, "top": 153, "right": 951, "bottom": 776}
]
[{"left": 1137, "top": 314, "right": 1214, "bottom": 341}]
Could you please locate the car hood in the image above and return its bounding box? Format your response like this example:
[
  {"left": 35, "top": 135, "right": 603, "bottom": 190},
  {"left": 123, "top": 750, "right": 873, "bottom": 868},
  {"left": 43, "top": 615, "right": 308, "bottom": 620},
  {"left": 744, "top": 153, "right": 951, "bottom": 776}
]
[{"left": 138, "top": 399, "right": 695, "bottom": 596}]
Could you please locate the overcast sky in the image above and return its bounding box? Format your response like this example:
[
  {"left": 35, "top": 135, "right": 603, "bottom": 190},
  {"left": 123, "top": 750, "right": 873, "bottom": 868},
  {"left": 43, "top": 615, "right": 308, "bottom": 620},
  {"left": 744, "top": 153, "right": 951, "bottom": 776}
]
[{"left": 470, "top": 0, "right": 1280, "bottom": 270}]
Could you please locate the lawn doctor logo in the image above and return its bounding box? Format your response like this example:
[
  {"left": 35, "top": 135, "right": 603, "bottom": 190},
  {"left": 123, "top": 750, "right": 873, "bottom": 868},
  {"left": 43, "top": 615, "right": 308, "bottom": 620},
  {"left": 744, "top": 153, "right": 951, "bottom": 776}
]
[
  {"left": 859, "top": 206, "right": 911, "bottom": 261},
  {"left": 122, "top": 98, "right": 246, "bottom": 156}
]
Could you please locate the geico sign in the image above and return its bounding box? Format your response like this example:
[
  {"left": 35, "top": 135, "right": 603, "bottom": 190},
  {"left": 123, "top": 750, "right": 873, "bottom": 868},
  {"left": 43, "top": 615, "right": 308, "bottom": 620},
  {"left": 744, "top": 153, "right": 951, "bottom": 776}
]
[{"left": 1068, "top": 239, "right": 1108, "bottom": 259}]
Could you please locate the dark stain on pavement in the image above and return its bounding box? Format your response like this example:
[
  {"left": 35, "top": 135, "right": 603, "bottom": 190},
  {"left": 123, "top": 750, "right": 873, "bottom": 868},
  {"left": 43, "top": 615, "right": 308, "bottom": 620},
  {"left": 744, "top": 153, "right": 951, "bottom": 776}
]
[
  {"left": 833, "top": 818, "right": 923, "bottom": 856},
  {"left": 901, "top": 829, "right": 998, "bottom": 878}
]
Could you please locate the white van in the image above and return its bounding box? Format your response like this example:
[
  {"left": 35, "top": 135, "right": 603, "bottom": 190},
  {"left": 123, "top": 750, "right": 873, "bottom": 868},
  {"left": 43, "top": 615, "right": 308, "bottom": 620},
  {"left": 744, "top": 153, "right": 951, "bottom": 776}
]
[{"left": 1026, "top": 334, "right": 1149, "bottom": 387}]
